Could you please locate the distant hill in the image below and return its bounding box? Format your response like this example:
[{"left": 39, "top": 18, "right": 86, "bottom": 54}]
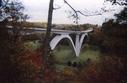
[
  {"left": 23, "top": 22, "right": 47, "bottom": 28},
  {"left": 7, "top": 21, "right": 99, "bottom": 30},
  {"left": 52, "top": 23, "right": 99, "bottom": 30},
  {"left": 7, "top": 21, "right": 47, "bottom": 28}
]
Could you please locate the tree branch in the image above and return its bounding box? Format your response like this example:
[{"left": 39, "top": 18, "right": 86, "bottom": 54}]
[{"left": 64, "top": 0, "right": 102, "bottom": 28}]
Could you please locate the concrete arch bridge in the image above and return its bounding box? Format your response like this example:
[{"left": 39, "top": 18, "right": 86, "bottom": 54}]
[{"left": 7, "top": 27, "right": 93, "bottom": 57}]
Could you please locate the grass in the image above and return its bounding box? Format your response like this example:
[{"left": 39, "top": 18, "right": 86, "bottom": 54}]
[
  {"left": 23, "top": 41, "right": 101, "bottom": 70},
  {"left": 79, "top": 45, "right": 100, "bottom": 62},
  {"left": 53, "top": 45, "right": 75, "bottom": 63},
  {"left": 53, "top": 44, "right": 101, "bottom": 65},
  {"left": 23, "top": 41, "right": 41, "bottom": 51}
]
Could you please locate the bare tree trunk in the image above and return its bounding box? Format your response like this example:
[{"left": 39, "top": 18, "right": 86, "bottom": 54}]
[
  {"left": 39, "top": 1, "right": 54, "bottom": 81},
  {"left": 43, "top": 0, "right": 54, "bottom": 60},
  {"left": 40, "top": 0, "right": 54, "bottom": 82},
  {"left": 0, "top": 0, "right": 2, "bottom": 7}
]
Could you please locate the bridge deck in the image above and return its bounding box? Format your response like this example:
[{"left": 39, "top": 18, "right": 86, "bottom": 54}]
[{"left": 7, "top": 26, "right": 93, "bottom": 34}]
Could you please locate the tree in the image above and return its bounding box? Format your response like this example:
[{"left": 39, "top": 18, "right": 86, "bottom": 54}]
[
  {"left": 1, "top": 0, "right": 29, "bottom": 42},
  {"left": 40, "top": 0, "right": 55, "bottom": 83},
  {"left": 96, "top": 3, "right": 127, "bottom": 81},
  {"left": 106, "top": 0, "right": 127, "bottom": 5},
  {"left": 100, "top": 19, "right": 127, "bottom": 54},
  {"left": 115, "top": 7, "right": 127, "bottom": 23},
  {"left": 0, "top": 1, "right": 30, "bottom": 83},
  {"left": 0, "top": 0, "right": 28, "bottom": 22},
  {"left": 0, "top": 0, "right": 2, "bottom": 7}
]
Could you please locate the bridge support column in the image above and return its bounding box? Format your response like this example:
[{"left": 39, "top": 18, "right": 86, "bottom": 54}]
[
  {"left": 75, "top": 33, "right": 88, "bottom": 57},
  {"left": 75, "top": 34, "right": 80, "bottom": 57}
]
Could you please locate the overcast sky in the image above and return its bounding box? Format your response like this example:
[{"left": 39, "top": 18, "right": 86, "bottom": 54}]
[{"left": 20, "top": 0, "right": 124, "bottom": 25}]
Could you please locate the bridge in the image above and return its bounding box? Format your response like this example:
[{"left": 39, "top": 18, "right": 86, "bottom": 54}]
[{"left": 7, "top": 27, "right": 93, "bottom": 57}]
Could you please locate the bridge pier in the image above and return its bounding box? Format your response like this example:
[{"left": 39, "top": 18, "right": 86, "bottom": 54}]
[
  {"left": 75, "top": 33, "right": 88, "bottom": 56},
  {"left": 75, "top": 34, "right": 80, "bottom": 56}
]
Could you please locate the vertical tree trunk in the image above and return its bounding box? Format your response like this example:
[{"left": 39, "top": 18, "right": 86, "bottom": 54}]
[
  {"left": 0, "top": 0, "right": 2, "bottom": 7},
  {"left": 40, "top": 1, "right": 54, "bottom": 80},
  {"left": 43, "top": 0, "right": 54, "bottom": 60},
  {"left": 40, "top": 0, "right": 54, "bottom": 82},
  {"left": 42, "top": 0, "right": 54, "bottom": 71}
]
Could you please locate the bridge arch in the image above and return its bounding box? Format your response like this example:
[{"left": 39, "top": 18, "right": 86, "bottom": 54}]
[{"left": 50, "top": 34, "right": 77, "bottom": 55}]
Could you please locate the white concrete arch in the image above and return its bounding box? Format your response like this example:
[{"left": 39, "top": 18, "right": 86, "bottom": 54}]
[
  {"left": 50, "top": 33, "right": 88, "bottom": 57},
  {"left": 50, "top": 34, "right": 77, "bottom": 55}
]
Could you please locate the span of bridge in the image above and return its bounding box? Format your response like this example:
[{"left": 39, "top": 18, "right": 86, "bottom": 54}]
[{"left": 7, "top": 27, "right": 93, "bottom": 57}]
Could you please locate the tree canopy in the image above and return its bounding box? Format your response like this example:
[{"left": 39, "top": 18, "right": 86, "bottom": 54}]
[
  {"left": 0, "top": 0, "right": 28, "bottom": 22},
  {"left": 115, "top": 7, "right": 127, "bottom": 23},
  {"left": 106, "top": 0, "right": 127, "bottom": 5}
]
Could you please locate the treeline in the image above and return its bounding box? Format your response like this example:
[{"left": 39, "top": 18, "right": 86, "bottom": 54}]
[
  {"left": 0, "top": 1, "right": 45, "bottom": 83},
  {"left": 89, "top": 7, "right": 127, "bottom": 55},
  {"left": 87, "top": 7, "right": 127, "bottom": 82}
]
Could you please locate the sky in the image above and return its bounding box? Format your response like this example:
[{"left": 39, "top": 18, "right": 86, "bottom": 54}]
[{"left": 20, "top": 0, "right": 124, "bottom": 25}]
